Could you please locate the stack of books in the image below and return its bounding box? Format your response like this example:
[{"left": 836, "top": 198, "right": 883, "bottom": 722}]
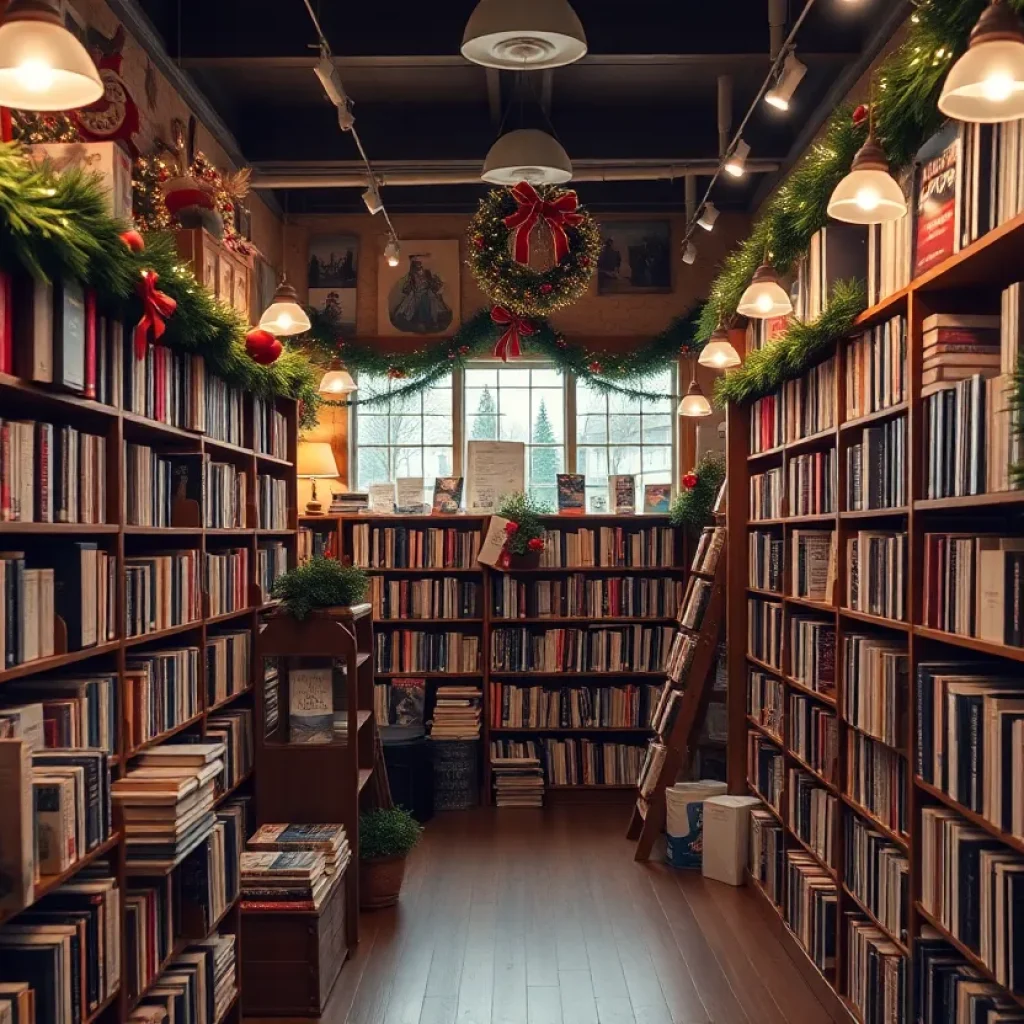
[
  {"left": 136, "top": 934, "right": 236, "bottom": 1024},
  {"left": 125, "top": 883, "right": 172, "bottom": 1003},
  {"left": 123, "top": 647, "right": 202, "bottom": 753},
  {"left": 1, "top": 673, "right": 117, "bottom": 753},
  {"left": 256, "top": 474, "right": 288, "bottom": 531},
  {"left": 240, "top": 850, "right": 333, "bottom": 912},
  {"left": 491, "top": 753, "right": 544, "bottom": 808},
  {"left": 113, "top": 742, "right": 224, "bottom": 871},
  {"left": 247, "top": 823, "right": 351, "bottom": 880},
  {"left": 430, "top": 685, "right": 482, "bottom": 739},
  {"left": 180, "top": 799, "right": 245, "bottom": 934},
  {"left": 328, "top": 491, "right": 368, "bottom": 513},
  {"left": 257, "top": 542, "right": 288, "bottom": 603}
]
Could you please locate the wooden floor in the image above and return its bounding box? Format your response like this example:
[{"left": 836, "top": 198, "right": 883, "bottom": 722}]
[{"left": 249, "top": 803, "right": 840, "bottom": 1024}]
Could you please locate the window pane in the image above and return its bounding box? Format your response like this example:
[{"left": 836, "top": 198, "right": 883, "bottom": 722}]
[
  {"left": 465, "top": 368, "right": 497, "bottom": 388},
  {"left": 423, "top": 416, "right": 453, "bottom": 444},
  {"left": 358, "top": 415, "right": 389, "bottom": 445},
  {"left": 391, "top": 447, "right": 423, "bottom": 479},
  {"left": 577, "top": 385, "right": 608, "bottom": 414},
  {"left": 498, "top": 368, "right": 530, "bottom": 387},
  {"left": 531, "top": 367, "right": 562, "bottom": 387},
  {"left": 608, "top": 390, "right": 641, "bottom": 414},
  {"left": 610, "top": 414, "right": 641, "bottom": 443},
  {"left": 358, "top": 447, "right": 390, "bottom": 485},
  {"left": 423, "top": 386, "right": 453, "bottom": 415},
  {"left": 642, "top": 414, "right": 673, "bottom": 444},
  {"left": 578, "top": 446, "right": 609, "bottom": 479},
  {"left": 390, "top": 415, "right": 422, "bottom": 445},
  {"left": 532, "top": 390, "right": 563, "bottom": 444},
  {"left": 423, "top": 447, "right": 454, "bottom": 480},
  {"left": 577, "top": 412, "right": 608, "bottom": 445},
  {"left": 642, "top": 446, "right": 673, "bottom": 472},
  {"left": 499, "top": 389, "right": 530, "bottom": 442},
  {"left": 609, "top": 445, "right": 642, "bottom": 476}
]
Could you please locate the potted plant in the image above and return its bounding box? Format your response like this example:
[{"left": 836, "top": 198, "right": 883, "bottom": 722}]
[
  {"left": 496, "top": 491, "right": 549, "bottom": 569},
  {"left": 270, "top": 557, "right": 369, "bottom": 619},
  {"left": 359, "top": 806, "right": 422, "bottom": 908}
]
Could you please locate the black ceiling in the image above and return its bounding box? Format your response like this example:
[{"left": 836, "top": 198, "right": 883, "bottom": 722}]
[{"left": 139, "top": 0, "right": 907, "bottom": 214}]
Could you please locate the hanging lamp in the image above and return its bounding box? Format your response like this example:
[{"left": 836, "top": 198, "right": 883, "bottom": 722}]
[
  {"left": 678, "top": 363, "right": 712, "bottom": 418},
  {"left": 737, "top": 259, "right": 793, "bottom": 319},
  {"left": 461, "top": 0, "right": 587, "bottom": 70},
  {"left": 318, "top": 363, "right": 357, "bottom": 396},
  {"left": 939, "top": 0, "right": 1024, "bottom": 123},
  {"left": 698, "top": 325, "right": 742, "bottom": 370},
  {"left": 0, "top": 0, "right": 103, "bottom": 111},
  {"left": 481, "top": 128, "right": 573, "bottom": 185},
  {"left": 259, "top": 211, "right": 311, "bottom": 337}
]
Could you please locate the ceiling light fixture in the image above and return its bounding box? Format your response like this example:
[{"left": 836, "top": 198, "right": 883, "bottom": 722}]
[
  {"left": 765, "top": 51, "right": 807, "bottom": 111},
  {"left": 678, "top": 375, "right": 713, "bottom": 418},
  {"left": 697, "top": 202, "right": 720, "bottom": 232},
  {"left": 723, "top": 138, "right": 751, "bottom": 178},
  {"left": 698, "top": 326, "right": 742, "bottom": 369},
  {"left": 682, "top": 241, "right": 697, "bottom": 265},
  {"left": 939, "top": 0, "right": 1024, "bottom": 123},
  {"left": 362, "top": 183, "right": 383, "bottom": 214},
  {"left": 737, "top": 261, "right": 793, "bottom": 319},
  {"left": 385, "top": 235, "right": 401, "bottom": 268},
  {"left": 481, "top": 128, "right": 573, "bottom": 185},
  {"left": 461, "top": 0, "right": 587, "bottom": 70},
  {"left": 318, "top": 365, "right": 357, "bottom": 395},
  {"left": 0, "top": 0, "right": 103, "bottom": 111},
  {"left": 259, "top": 275, "right": 310, "bottom": 337}
]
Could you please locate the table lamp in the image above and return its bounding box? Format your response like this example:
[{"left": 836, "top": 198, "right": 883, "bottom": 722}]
[{"left": 297, "top": 441, "right": 339, "bottom": 516}]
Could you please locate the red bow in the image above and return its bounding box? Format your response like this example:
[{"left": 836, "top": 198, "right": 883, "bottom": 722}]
[
  {"left": 491, "top": 305, "right": 535, "bottom": 362},
  {"left": 134, "top": 270, "right": 177, "bottom": 360},
  {"left": 503, "top": 181, "right": 584, "bottom": 265}
]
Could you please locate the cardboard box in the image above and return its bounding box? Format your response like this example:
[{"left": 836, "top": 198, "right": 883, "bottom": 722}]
[
  {"left": 27, "top": 142, "right": 133, "bottom": 222},
  {"left": 701, "top": 794, "right": 763, "bottom": 886},
  {"left": 664, "top": 779, "right": 726, "bottom": 869}
]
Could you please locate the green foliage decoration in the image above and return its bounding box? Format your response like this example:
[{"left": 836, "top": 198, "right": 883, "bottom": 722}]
[
  {"left": 270, "top": 557, "right": 369, "bottom": 620},
  {"left": 670, "top": 451, "right": 726, "bottom": 536},
  {"left": 496, "top": 491, "right": 550, "bottom": 556},
  {"left": 359, "top": 806, "right": 423, "bottom": 860}
]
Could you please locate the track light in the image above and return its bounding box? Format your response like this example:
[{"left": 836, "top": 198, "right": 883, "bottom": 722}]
[
  {"left": 939, "top": 0, "right": 1024, "bottom": 123},
  {"left": 337, "top": 104, "right": 355, "bottom": 132},
  {"left": 765, "top": 51, "right": 807, "bottom": 111},
  {"left": 362, "top": 184, "right": 383, "bottom": 215},
  {"left": 698, "top": 327, "right": 742, "bottom": 369},
  {"left": 314, "top": 54, "right": 348, "bottom": 107},
  {"left": 697, "top": 202, "right": 719, "bottom": 232},
  {"left": 678, "top": 378, "right": 713, "bottom": 417},
  {"left": 737, "top": 262, "right": 793, "bottom": 319},
  {"left": 724, "top": 138, "right": 750, "bottom": 178},
  {"left": 682, "top": 241, "right": 697, "bottom": 265},
  {"left": 385, "top": 236, "right": 401, "bottom": 267}
]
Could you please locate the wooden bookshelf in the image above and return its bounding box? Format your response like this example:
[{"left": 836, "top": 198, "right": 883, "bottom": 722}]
[
  {"left": 300, "top": 512, "right": 691, "bottom": 802},
  {"left": 0, "top": 366, "right": 299, "bottom": 1024},
  {"left": 726, "top": 212, "right": 1024, "bottom": 1017}
]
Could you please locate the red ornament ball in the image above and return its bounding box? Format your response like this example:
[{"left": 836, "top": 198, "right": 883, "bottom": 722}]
[
  {"left": 852, "top": 104, "right": 869, "bottom": 125},
  {"left": 473, "top": 235, "right": 484, "bottom": 250},
  {"left": 527, "top": 537, "right": 544, "bottom": 552},
  {"left": 386, "top": 366, "right": 408, "bottom": 380},
  {"left": 119, "top": 229, "right": 145, "bottom": 253},
  {"left": 459, "top": 345, "right": 471, "bottom": 355},
  {"left": 588, "top": 360, "right": 603, "bottom": 374},
  {"left": 682, "top": 472, "right": 699, "bottom": 489},
  {"left": 540, "top": 283, "right": 553, "bottom": 294},
  {"left": 505, "top": 521, "right": 519, "bottom": 535},
  {"left": 244, "top": 328, "right": 282, "bottom": 365}
]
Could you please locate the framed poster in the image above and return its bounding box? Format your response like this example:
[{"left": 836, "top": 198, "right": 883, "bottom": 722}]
[
  {"left": 308, "top": 233, "right": 358, "bottom": 332},
  {"left": 377, "top": 240, "right": 460, "bottom": 337},
  {"left": 597, "top": 220, "right": 672, "bottom": 294}
]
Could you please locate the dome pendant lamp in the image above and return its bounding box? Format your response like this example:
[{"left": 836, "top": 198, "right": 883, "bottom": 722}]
[
  {"left": 259, "top": 211, "right": 311, "bottom": 338},
  {"left": 939, "top": 0, "right": 1024, "bottom": 123},
  {"left": 678, "top": 361, "right": 713, "bottom": 418},
  {"left": 737, "top": 259, "right": 793, "bottom": 319},
  {"left": 698, "top": 325, "right": 742, "bottom": 370},
  {"left": 0, "top": 0, "right": 103, "bottom": 111},
  {"left": 481, "top": 128, "right": 573, "bottom": 185},
  {"left": 461, "top": 0, "right": 587, "bottom": 70}
]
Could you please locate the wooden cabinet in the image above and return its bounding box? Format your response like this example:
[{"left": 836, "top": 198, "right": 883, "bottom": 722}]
[{"left": 176, "top": 228, "right": 253, "bottom": 322}]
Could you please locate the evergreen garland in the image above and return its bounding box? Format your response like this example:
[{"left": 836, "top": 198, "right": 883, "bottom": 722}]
[{"left": 670, "top": 451, "right": 726, "bottom": 536}]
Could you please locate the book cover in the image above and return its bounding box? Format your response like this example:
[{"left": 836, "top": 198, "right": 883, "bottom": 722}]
[
  {"left": 368, "top": 483, "right": 395, "bottom": 515},
  {"left": 432, "top": 477, "right": 463, "bottom": 514},
  {"left": 477, "top": 515, "right": 512, "bottom": 567},
  {"left": 556, "top": 474, "right": 585, "bottom": 515},
  {"left": 288, "top": 668, "right": 333, "bottom": 744},
  {"left": 395, "top": 478, "right": 425, "bottom": 514},
  {"left": 52, "top": 278, "right": 86, "bottom": 394},
  {"left": 388, "top": 679, "right": 425, "bottom": 729},
  {"left": 609, "top": 475, "right": 635, "bottom": 514},
  {"left": 914, "top": 121, "right": 962, "bottom": 278},
  {"left": 643, "top": 483, "right": 671, "bottom": 514},
  {"left": 465, "top": 440, "right": 525, "bottom": 512}
]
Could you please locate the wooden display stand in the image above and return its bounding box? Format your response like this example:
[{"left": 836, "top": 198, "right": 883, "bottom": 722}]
[{"left": 175, "top": 227, "right": 253, "bottom": 320}]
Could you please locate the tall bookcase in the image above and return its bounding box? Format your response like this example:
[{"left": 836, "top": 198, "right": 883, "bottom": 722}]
[
  {"left": 299, "top": 511, "right": 692, "bottom": 802},
  {"left": 0, "top": 366, "right": 298, "bottom": 1024},
  {"left": 726, "top": 211, "right": 1024, "bottom": 1021}
]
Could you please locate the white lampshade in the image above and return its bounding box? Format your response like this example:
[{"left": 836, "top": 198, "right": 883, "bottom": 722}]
[
  {"left": 481, "top": 128, "right": 573, "bottom": 185},
  {"left": 697, "top": 202, "right": 719, "bottom": 232},
  {"left": 765, "top": 52, "right": 807, "bottom": 111},
  {"left": 724, "top": 138, "right": 751, "bottom": 178},
  {"left": 939, "top": 0, "right": 1024, "bottom": 123},
  {"left": 461, "top": 0, "right": 587, "bottom": 70},
  {"left": 0, "top": 0, "right": 103, "bottom": 111},
  {"left": 827, "top": 135, "right": 907, "bottom": 225},
  {"left": 297, "top": 441, "right": 340, "bottom": 479},
  {"left": 678, "top": 379, "right": 712, "bottom": 418},
  {"left": 682, "top": 241, "right": 697, "bottom": 265},
  {"left": 318, "top": 368, "right": 357, "bottom": 395},
  {"left": 258, "top": 278, "right": 311, "bottom": 337},
  {"left": 698, "top": 329, "right": 742, "bottom": 369},
  {"left": 737, "top": 262, "right": 793, "bottom": 319}
]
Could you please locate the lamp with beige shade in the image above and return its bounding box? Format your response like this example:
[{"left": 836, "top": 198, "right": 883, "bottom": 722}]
[{"left": 297, "top": 441, "right": 340, "bottom": 515}]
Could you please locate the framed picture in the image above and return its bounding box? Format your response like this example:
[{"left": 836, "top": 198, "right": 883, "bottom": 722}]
[
  {"left": 378, "top": 240, "right": 460, "bottom": 337},
  {"left": 308, "top": 234, "right": 358, "bottom": 332},
  {"left": 597, "top": 220, "right": 672, "bottom": 295}
]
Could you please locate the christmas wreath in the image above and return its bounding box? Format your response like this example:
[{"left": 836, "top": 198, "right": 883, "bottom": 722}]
[{"left": 467, "top": 182, "right": 601, "bottom": 317}]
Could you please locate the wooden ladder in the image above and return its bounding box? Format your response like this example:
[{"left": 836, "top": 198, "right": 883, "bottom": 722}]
[{"left": 626, "top": 519, "right": 727, "bottom": 862}]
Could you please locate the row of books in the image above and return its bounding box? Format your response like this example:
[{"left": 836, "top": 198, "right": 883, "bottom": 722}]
[
  {"left": 538, "top": 526, "right": 677, "bottom": 568},
  {"left": 791, "top": 529, "right": 835, "bottom": 603},
  {"left": 0, "top": 558, "right": 55, "bottom": 668},
  {"left": 180, "top": 797, "right": 245, "bottom": 934},
  {"left": 678, "top": 577, "right": 712, "bottom": 631},
  {"left": 0, "top": 419, "right": 107, "bottom": 524},
  {"left": 374, "top": 631, "right": 480, "bottom": 674},
  {"left": 843, "top": 634, "right": 906, "bottom": 751},
  {"left": 257, "top": 542, "right": 287, "bottom": 604},
  {"left": 923, "top": 374, "right": 993, "bottom": 501},
  {"left": 749, "top": 530, "right": 783, "bottom": 592},
  {"left": 846, "top": 812, "right": 908, "bottom": 945},
  {"left": 298, "top": 526, "right": 337, "bottom": 563},
  {"left": 692, "top": 526, "right": 725, "bottom": 575},
  {"left": 205, "top": 460, "right": 247, "bottom": 530},
  {"left": 352, "top": 524, "right": 480, "bottom": 569},
  {"left": 0, "top": 674, "right": 116, "bottom": 754},
  {"left": 135, "top": 933, "right": 237, "bottom": 1024},
  {"left": 206, "top": 629, "right": 251, "bottom": 707},
  {"left": 790, "top": 695, "right": 837, "bottom": 784},
  {"left": 125, "top": 551, "right": 202, "bottom": 638},
  {"left": 489, "top": 625, "right": 674, "bottom": 674},
  {"left": 847, "top": 916, "right": 906, "bottom": 1024},
  {"left": 750, "top": 394, "right": 782, "bottom": 454},
  {"left": 490, "top": 574, "right": 681, "bottom": 621},
  {"left": 788, "top": 449, "right": 836, "bottom": 517},
  {"left": 541, "top": 737, "right": 644, "bottom": 787},
  {"left": 847, "top": 530, "right": 906, "bottom": 621},
  {"left": 204, "top": 376, "right": 245, "bottom": 447},
  {"left": 784, "top": 851, "right": 837, "bottom": 973},
  {"left": 125, "top": 882, "right": 172, "bottom": 1005},
  {"left": 781, "top": 357, "right": 836, "bottom": 443},
  {"left": 790, "top": 616, "right": 836, "bottom": 695},
  {"left": 750, "top": 808, "right": 784, "bottom": 904},
  {"left": 253, "top": 397, "right": 289, "bottom": 461},
  {"left": 205, "top": 547, "right": 249, "bottom": 618},
  {"left": 430, "top": 685, "right": 481, "bottom": 739},
  {"left": 205, "top": 709, "right": 253, "bottom": 794},
  {"left": 125, "top": 442, "right": 175, "bottom": 528},
  {"left": 256, "top": 474, "right": 288, "bottom": 531},
  {"left": 845, "top": 317, "right": 907, "bottom": 420},
  {"left": 491, "top": 749, "right": 544, "bottom": 807},
  {"left": 846, "top": 416, "right": 906, "bottom": 511},
  {"left": 372, "top": 576, "right": 480, "bottom": 620},
  {"left": 789, "top": 769, "right": 836, "bottom": 868},
  {"left": 748, "top": 731, "right": 783, "bottom": 811},
  {"left": 848, "top": 732, "right": 907, "bottom": 837},
  {"left": 488, "top": 682, "right": 660, "bottom": 729},
  {"left": 750, "top": 468, "right": 783, "bottom": 521},
  {"left": 748, "top": 598, "right": 783, "bottom": 669},
  {"left": 123, "top": 647, "right": 201, "bottom": 753},
  {"left": 748, "top": 669, "right": 784, "bottom": 740}
]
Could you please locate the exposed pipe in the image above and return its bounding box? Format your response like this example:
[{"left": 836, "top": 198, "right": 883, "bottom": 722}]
[
  {"left": 684, "top": 176, "right": 697, "bottom": 222},
  {"left": 717, "top": 76, "right": 733, "bottom": 158},
  {"left": 768, "top": 0, "right": 787, "bottom": 60}
]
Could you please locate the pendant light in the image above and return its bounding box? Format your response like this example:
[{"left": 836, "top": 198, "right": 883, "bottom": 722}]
[
  {"left": 481, "top": 128, "right": 573, "bottom": 185},
  {"left": 737, "top": 258, "right": 793, "bottom": 319},
  {"left": 384, "top": 235, "right": 401, "bottom": 267},
  {"left": 678, "top": 362, "right": 712, "bottom": 418},
  {"left": 698, "top": 325, "right": 742, "bottom": 370},
  {"left": 318, "top": 363, "right": 357, "bottom": 396},
  {"left": 827, "top": 86, "right": 907, "bottom": 225},
  {"left": 939, "top": 0, "right": 1024, "bottom": 123},
  {"left": 0, "top": 0, "right": 103, "bottom": 111},
  {"left": 461, "top": 0, "right": 587, "bottom": 70},
  {"left": 259, "top": 210, "right": 311, "bottom": 337}
]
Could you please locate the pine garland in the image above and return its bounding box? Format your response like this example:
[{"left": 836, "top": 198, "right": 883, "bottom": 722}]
[{"left": 670, "top": 451, "right": 725, "bottom": 536}]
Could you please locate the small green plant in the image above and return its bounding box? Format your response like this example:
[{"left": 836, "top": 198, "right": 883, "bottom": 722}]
[
  {"left": 270, "top": 557, "right": 369, "bottom": 620},
  {"left": 496, "top": 491, "right": 550, "bottom": 556},
  {"left": 670, "top": 451, "right": 726, "bottom": 536},
  {"left": 359, "top": 806, "right": 422, "bottom": 860}
]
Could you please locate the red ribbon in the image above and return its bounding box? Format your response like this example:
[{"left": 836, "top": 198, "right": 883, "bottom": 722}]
[
  {"left": 134, "top": 270, "right": 177, "bottom": 360},
  {"left": 502, "top": 181, "right": 584, "bottom": 265},
  {"left": 491, "top": 305, "right": 535, "bottom": 362}
]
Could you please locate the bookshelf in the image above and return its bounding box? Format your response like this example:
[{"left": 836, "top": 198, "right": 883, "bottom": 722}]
[
  {"left": 727, "top": 207, "right": 1024, "bottom": 1021},
  {"left": 299, "top": 511, "right": 692, "bottom": 803},
  {"left": 0, "top": 356, "right": 298, "bottom": 1024}
]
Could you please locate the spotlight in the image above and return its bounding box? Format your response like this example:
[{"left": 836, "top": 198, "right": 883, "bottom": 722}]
[
  {"left": 362, "top": 184, "right": 383, "bottom": 215},
  {"left": 385, "top": 236, "right": 401, "bottom": 267},
  {"left": 337, "top": 104, "right": 355, "bottom": 131},
  {"left": 765, "top": 51, "right": 807, "bottom": 111},
  {"left": 724, "top": 138, "right": 750, "bottom": 178},
  {"left": 697, "top": 202, "right": 719, "bottom": 232},
  {"left": 682, "top": 241, "right": 697, "bottom": 265},
  {"left": 314, "top": 54, "right": 348, "bottom": 107}
]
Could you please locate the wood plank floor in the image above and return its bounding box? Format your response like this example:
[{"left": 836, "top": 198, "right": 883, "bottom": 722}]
[{"left": 246, "top": 804, "right": 840, "bottom": 1024}]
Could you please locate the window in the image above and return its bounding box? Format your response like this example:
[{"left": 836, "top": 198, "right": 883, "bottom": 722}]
[{"left": 351, "top": 363, "right": 676, "bottom": 511}]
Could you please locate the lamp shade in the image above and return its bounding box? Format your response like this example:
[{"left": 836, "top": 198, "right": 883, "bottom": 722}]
[
  {"left": 737, "top": 263, "right": 793, "bottom": 319},
  {"left": 678, "top": 379, "right": 712, "bottom": 418},
  {"left": 258, "top": 278, "right": 311, "bottom": 337},
  {"left": 481, "top": 128, "right": 573, "bottom": 185},
  {"left": 723, "top": 138, "right": 751, "bottom": 178},
  {"left": 698, "top": 328, "right": 742, "bottom": 369},
  {"left": 0, "top": 0, "right": 103, "bottom": 111},
  {"left": 318, "top": 368, "right": 357, "bottom": 395},
  {"left": 461, "top": 0, "right": 587, "bottom": 70},
  {"left": 827, "top": 135, "right": 907, "bottom": 225},
  {"left": 297, "top": 442, "right": 340, "bottom": 479},
  {"left": 939, "top": 0, "right": 1024, "bottom": 123}
]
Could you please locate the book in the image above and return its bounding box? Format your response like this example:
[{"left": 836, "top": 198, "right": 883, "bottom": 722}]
[
  {"left": 395, "top": 477, "right": 425, "bottom": 514},
  {"left": 288, "top": 667, "right": 334, "bottom": 744},
  {"left": 13, "top": 274, "right": 53, "bottom": 384},
  {"left": 51, "top": 278, "right": 86, "bottom": 394},
  {"left": 609, "top": 475, "right": 636, "bottom": 514},
  {"left": 556, "top": 474, "right": 585, "bottom": 515},
  {"left": 914, "top": 120, "right": 962, "bottom": 278},
  {"left": 432, "top": 476, "right": 463, "bottom": 514},
  {"left": 465, "top": 440, "right": 525, "bottom": 512},
  {"left": 643, "top": 484, "right": 671, "bottom": 514},
  {"left": 477, "top": 515, "right": 511, "bottom": 568}
]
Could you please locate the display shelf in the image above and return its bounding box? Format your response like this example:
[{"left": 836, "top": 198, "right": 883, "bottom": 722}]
[
  {"left": 915, "top": 777, "right": 1024, "bottom": 856},
  {"left": 84, "top": 990, "right": 120, "bottom": 1024},
  {"left": 786, "top": 748, "right": 837, "bottom": 794},
  {"left": 913, "top": 625, "right": 1024, "bottom": 663},
  {"left": 746, "top": 715, "right": 784, "bottom": 746},
  {"left": 375, "top": 617, "right": 485, "bottom": 625},
  {"left": 784, "top": 674, "right": 837, "bottom": 706},
  {"left": 838, "top": 402, "right": 908, "bottom": 432},
  {"left": 914, "top": 490, "right": 1024, "bottom": 511},
  {"left": 0, "top": 521, "right": 120, "bottom": 534},
  {"left": 842, "top": 884, "right": 908, "bottom": 956},
  {"left": 840, "top": 608, "right": 911, "bottom": 632},
  {"left": 490, "top": 726, "right": 654, "bottom": 734},
  {"left": 488, "top": 616, "right": 676, "bottom": 625},
  {"left": 0, "top": 639, "right": 122, "bottom": 686},
  {"left": 126, "top": 710, "right": 207, "bottom": 758},
  {"left": 208, "top": 688, "right": 254, "bottom": 714},
  {"left": 838, "top": 507, "right": 908, "bottom": 520},
  {"left": 785, "top": 594, "right": 836, "bottom": 613},
  {"left": 747, "top": 585, "right": 782, "bottom": 598},
  {"left": 123, "top": 620, "right": 203, "bottom": 647},
  {"left": 215, "top": 769, "right": 255, "bottom": 808},
  {"left": 840, "top": 795, "right": 908, "bottom": 851},
  {"left": 787, "top": 827, "right": 838, "bottom": 882}
]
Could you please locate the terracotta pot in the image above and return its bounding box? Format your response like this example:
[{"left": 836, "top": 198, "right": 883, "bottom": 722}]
[{"left": 360, "top": 855, "right": 407, "bottom": 909}]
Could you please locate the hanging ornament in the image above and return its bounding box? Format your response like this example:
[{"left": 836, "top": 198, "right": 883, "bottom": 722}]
[
  {"left": 852, "top": 104, "right": 869, "bottom": 125},
  {"left": 134, "top": 270, "right": 176, "bottom": 359},
  {"left": 119, "top": 229, "right": 145, "bottom": 253},
  {"left": 588, "top": 360, "right": 603, "bottom": 374},
  {"left": 386, "top": 366, "right": 408, "bottom": 379},
  {"left": 682, "top": 472, "right": 699, "bottom": 489},
  {"left": 490, "top": 305, "right": 536, "bottom": 361},
  {"left": 245, "top": 327, "right": 283, "bottom": 366}
]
